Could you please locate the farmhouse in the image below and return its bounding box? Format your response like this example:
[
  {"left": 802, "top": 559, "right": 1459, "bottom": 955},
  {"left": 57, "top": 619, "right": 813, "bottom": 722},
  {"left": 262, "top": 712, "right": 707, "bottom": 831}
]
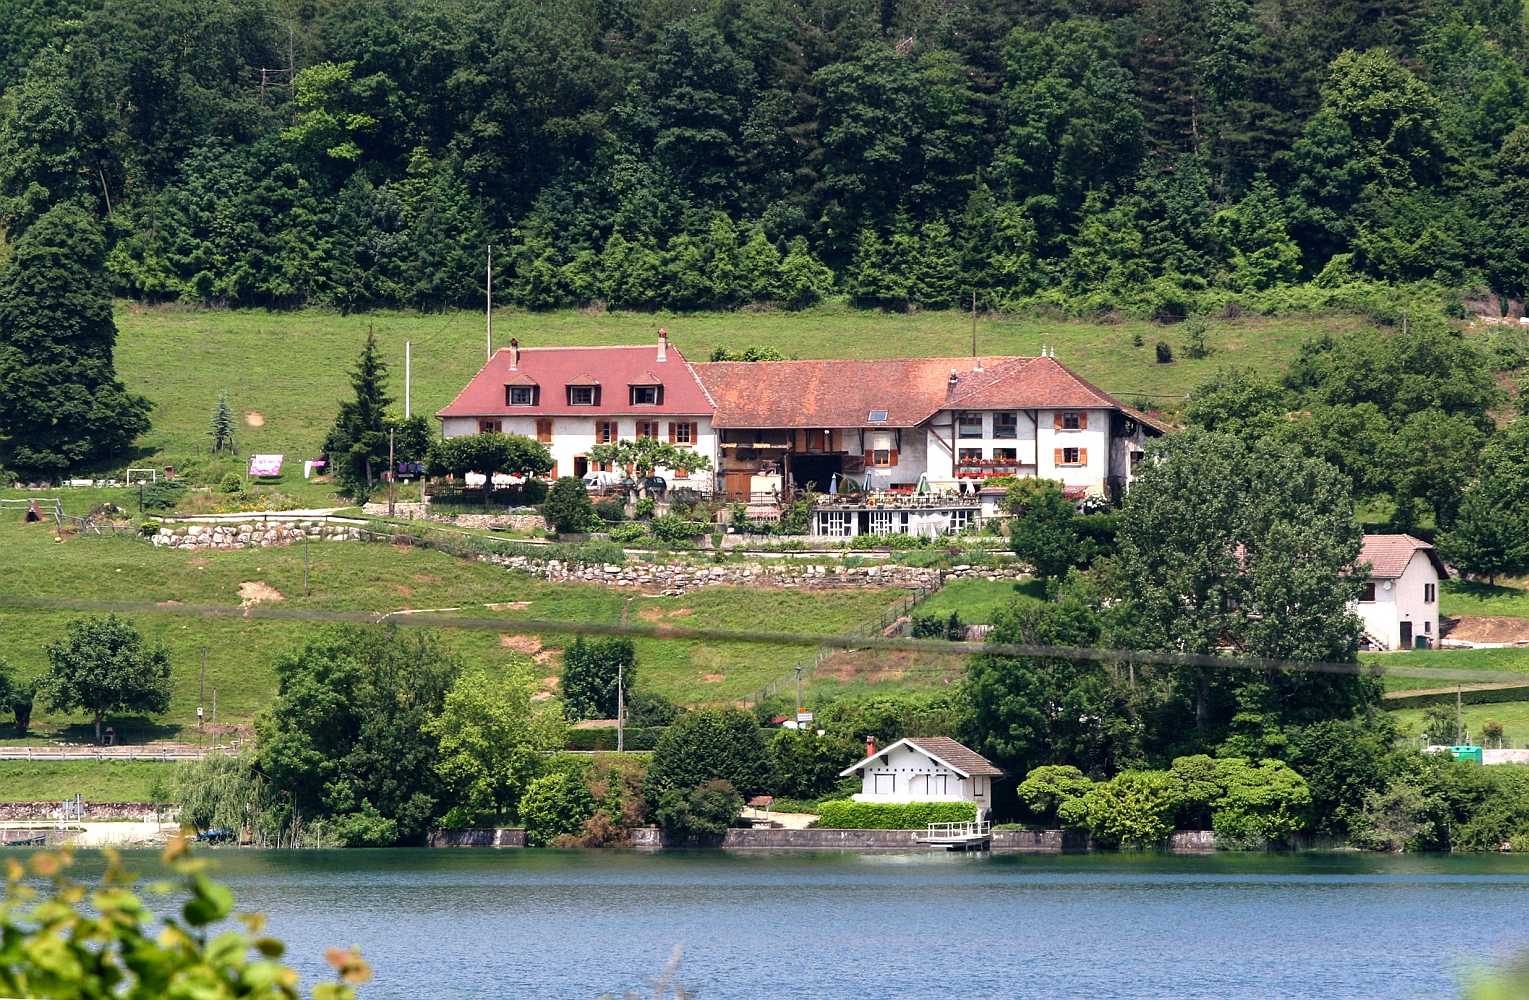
[
  {"left": 437, "top": 331, "right": 1166, "bottom": 535},
  {"left": 839, "top": 736, "right": 1004, "bottom": 813},
  {"left": 1356, "top": 534, "right": 1447, "bottom": 651}
]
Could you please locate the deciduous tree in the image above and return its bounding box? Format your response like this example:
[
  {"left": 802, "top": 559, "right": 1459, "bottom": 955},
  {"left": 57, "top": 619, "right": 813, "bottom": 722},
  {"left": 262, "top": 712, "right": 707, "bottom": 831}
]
[{"left": 42, "top": 615, "right": 171, "bottom": 744}]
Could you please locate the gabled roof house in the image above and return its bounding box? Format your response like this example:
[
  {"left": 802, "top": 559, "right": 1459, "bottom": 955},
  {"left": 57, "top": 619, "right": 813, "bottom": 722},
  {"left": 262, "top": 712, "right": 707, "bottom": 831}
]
[{"left": 438, "top": 331, "right": 1167, "bottom": 534}]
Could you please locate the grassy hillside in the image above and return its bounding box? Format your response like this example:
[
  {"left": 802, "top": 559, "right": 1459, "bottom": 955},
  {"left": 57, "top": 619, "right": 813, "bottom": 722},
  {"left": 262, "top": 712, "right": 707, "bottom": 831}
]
[
  {"left": 0, "top": 760, "right": 173, "bottom": 802},
  {"left": 111, "top": 303, "right": 1376, "bottom": 482},
  {"left": 0, "top": 506, "right": 914, "bottom": 738}
]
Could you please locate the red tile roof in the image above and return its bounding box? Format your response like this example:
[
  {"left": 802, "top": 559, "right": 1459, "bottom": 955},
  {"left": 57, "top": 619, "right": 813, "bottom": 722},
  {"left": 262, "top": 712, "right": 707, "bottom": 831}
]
[
  {"left": 1360, "top": 534, "right": 1449, "bottom": 580},
  {"left": 437, "top": 344, "right": 713, "bottom": 418},
  {"left": 907, "top": 737, "right": 1006, "bottom": 777},
  {"left": 693, "top": 355, "right": 1156, "bottom": 429}
]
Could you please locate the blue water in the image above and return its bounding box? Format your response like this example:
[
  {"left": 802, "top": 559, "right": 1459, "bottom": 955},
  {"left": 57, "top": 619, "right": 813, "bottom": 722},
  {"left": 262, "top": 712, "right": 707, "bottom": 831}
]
[{"left": 34, "top": 849, "right": 1529, "bottom": 998}]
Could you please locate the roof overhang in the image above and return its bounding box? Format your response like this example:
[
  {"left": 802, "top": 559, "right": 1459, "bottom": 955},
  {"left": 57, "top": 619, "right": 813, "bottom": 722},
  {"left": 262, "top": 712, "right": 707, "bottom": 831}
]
[{"left": 838, "top": 737, "right": 979, "bottom": 779}]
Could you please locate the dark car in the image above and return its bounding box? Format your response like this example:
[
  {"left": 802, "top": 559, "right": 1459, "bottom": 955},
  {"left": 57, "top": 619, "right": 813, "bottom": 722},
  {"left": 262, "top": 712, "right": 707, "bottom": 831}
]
[{"left": 640, "top": 476, "right": 667, "bottom": 495}]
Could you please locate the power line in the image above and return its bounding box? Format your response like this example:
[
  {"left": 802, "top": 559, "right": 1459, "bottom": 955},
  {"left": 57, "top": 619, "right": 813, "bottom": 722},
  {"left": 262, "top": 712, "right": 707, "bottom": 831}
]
[{"left": 0, "top": 595, "right": 1522, "bottom": 686}]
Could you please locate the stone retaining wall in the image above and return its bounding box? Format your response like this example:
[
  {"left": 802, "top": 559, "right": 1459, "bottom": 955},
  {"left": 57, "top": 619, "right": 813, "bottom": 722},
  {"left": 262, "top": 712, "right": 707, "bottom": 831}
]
[
  {"left": 0, "top": 802, "right": 172, "bottom": 821},
  {"left": 629, "top": 827, "right": 1195, "bottom": 851},
  {"left": 152, "top": 520, "right": 362, "bottom": 550}
]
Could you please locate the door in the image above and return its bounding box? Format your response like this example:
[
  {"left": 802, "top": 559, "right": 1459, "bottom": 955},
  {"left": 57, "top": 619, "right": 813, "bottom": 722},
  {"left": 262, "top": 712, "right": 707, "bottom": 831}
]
[
  {"left": 724, "top": 471, "right": 753, "bottom": 498},
  {"left": 1400, "top": 621, "right": 1413, "bottom": 649},
  {"left": 573, "top": 456, "right": 588, "bottom": 478}
]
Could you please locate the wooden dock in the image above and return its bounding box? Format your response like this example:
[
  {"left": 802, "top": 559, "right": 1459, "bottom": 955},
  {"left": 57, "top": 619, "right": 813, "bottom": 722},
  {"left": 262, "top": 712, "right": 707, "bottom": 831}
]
[{"left": 916, "top": 820, "right": 992, "bottom": 851}]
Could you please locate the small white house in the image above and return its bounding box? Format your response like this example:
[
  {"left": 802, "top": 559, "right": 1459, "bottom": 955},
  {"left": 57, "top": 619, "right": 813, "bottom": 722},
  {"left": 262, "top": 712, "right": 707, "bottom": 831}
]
[
  {"left": 838, "top": 737, "right": 1004, "bottom": 814},
  {"left": 1356, "top": 534, "right": 1448, "bottom": 650}
]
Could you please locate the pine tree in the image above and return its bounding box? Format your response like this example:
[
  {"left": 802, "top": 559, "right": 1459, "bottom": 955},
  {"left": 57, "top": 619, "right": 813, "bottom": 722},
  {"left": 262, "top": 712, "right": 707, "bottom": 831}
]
[
  {"left": 209, "top": 392, "right": 236, "bottom": 454},
  {"left": 846, "top": 228, "right": 894, "bottom": 308},
  {"left": 912, "top": 221, "right": 961, "bottom": 308},
  {"left": 323, "top": 329, "right": 392, "bottom": 497},
  {"left": 0, "top": 203, "right": 151, "bottom": 479},
  {"left": 777, "top": 237, "right": 834, "bottom": 309},
  {"left": 737, "top": 229, "right": 782, "bottom": 303}
]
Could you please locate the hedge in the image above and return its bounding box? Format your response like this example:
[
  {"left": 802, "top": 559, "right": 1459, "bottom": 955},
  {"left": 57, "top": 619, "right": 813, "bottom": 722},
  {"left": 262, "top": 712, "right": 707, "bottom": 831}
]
[
  {"left": 812, "top": 800, "right": 979, "bottom": 829},
  {"left": 565, "top": 726, "right": 665, "bottom": 752}
]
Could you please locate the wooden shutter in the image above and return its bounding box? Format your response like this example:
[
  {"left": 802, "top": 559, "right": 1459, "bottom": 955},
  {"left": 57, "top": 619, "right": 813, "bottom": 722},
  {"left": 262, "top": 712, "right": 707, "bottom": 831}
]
[
  {"left": 592, "top": 386, "right": 602, "bottom": 406},
  {"left": 537, "top": 418, "right": 553, "bottom": 443},
  {"left": 689, "top": 422, "right": 699, "bottom": 443},
  {"left": 795, "top": 429, "right": 807, "bottom": 451},
  {"left": 829, "top": 429, "right": 841, "bottom": 452},
  {"left": 889, "top": 449, "right": 899, "bottom": 466},
  {"left": 864, "top": 450, "right": 875, "bottom": 466},
  {"left": 655, "top": 385, "right": 664, "bottom": 405},
  {"left": 1053, "top": 412, "right": 1063, "bottom": 430},
  {"left": 667, "top": 422, "right": 676, "bottom": 443},
  {"left": 1078, "top": 448, "right": 1088, "bottom": 465},
  {"left": 1054, "top": 448, "right": 1064, "bottom": 466},
  {"left": 549, "top": 462, "right": 558, "bottom": 478},
  {"left": 531, "top": 386, "right": 540, "bottom": 406},
  {"left": 1078, "top": 412, "right": 1088, "bottom": 430}
]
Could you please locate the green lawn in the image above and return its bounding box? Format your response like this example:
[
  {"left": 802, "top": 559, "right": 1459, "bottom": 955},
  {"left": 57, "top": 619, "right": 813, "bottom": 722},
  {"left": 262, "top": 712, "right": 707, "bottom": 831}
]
[
  {"left": 1366, "top": 646, "right": 1529, "bottom": 692},
  {"left": 0, "top": 514, "right": 911, "bottom": 736},
  {"left": 1388, "top": 701, "right": 1529, "bottom": 749},
  {"left": 105, "top": 303, "right": 1378, "bottom": 489},
  {"left": 912, "top": 577, "right": 1045, "bottom": 624},
  {"left": 0, "top": 760, "right": 177, "bottom": 802},
  {"left": 1442, "top": 579, "right": 1529, "bottom": 619}
]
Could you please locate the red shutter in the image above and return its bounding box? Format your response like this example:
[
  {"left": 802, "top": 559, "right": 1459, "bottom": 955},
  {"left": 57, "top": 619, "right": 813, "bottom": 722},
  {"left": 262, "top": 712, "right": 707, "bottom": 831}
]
[
  {"left": 1078, "top": 412, "right": 1089, "bottom": 430},
  {"left": 864, "top": 450, "right": 875, "bottom": 466},
  {"left": 1054, "top": 448, "right": 1064, "bottom": 466},
  {"left": 889, "top": 449, "right": 899, "bottom": 466},
  {"left": 1053, "top": 412, "right": 1063, "bottom": 430},
  {"left": 668, "top": 422, "right": 676, "bottom": 443},
  {"left": 1078, "top": 448, "right": 1088, "bottom": 465},
  {"left": 549, "top": 462, "right": 558, "bottom": 479},
  {"left": 691, "top": 422, "right": 699, "bottom": 443},
  {"left": 795, "top": 430, "right": 807, "bottom": 451}
]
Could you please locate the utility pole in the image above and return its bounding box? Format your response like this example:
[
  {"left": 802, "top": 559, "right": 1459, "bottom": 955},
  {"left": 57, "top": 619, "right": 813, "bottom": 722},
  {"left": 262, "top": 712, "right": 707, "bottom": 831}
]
[
  {"left": 794, "top": 665, "right": 804, "bottom": 721},
  {"left": 303, "top": 533, "right": 311, "bottom": 597},
  {"left": 387, "top": 428, "right": 396, "bottom": 517},
  {"left": 212, "top": 688, "right": 217, "bottom": 732},
  {"left": 198, "top": 648, "right": 207, "bottom": 737},
  {"left": 1457, "top": 684, "right": 1464, "bottom": 744},
  {"left": 617, "top": 658, "right": 625, "bottom": 753},
  {"left": 486, "top": 244, "right": 494, "bottom": 362},
  {"left": 404, "top": 340, "right": 412, "bottom": 420}
]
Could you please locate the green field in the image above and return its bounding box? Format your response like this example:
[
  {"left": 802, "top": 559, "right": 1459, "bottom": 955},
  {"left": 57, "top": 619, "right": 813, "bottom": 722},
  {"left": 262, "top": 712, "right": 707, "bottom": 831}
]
[
  {"left": 107, "top": 303, "right": 1377, "bottom": 488},
  {"left": 1442, "top": 579, "right": 1529, "bottom": 618},
  {"left": 0, "top": 508, "right": 910, "bottom": 737},
  {"left": 1367, "top": 646, "right": 1529, "bottom": 692},
  {"left": 0, "top": 760, "right": 175, "bottom": 802},
  {"left": 1388, "top": 701, "right": 1529, "bottom": 749},
  {"left": 912, "top": 577, "right": 1045, "bottom": 624}
]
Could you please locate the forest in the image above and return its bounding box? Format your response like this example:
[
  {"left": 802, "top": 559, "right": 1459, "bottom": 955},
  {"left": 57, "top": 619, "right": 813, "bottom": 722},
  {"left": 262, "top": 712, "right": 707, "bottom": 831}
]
[{"left": 1, "top": 0, "right": 1527, "bottom": 316}]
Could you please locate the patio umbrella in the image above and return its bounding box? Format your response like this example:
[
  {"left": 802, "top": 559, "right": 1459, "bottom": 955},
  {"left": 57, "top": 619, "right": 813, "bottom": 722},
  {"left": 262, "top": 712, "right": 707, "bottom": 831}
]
[{"left": 828, "top": 473, "right": 838, "bottom": 495}]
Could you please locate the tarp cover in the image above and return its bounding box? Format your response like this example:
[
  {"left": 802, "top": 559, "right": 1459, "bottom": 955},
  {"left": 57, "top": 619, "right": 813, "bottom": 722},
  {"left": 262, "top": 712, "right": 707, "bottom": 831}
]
[{"left": 249, "top": 454, "right": 284, "bottom": 477}]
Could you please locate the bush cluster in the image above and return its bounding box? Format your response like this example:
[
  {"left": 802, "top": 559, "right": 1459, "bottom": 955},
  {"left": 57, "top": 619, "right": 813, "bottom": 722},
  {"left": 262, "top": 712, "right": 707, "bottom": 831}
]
[{"left": 812, "top": 800, "right": 978, "bottom": 829}]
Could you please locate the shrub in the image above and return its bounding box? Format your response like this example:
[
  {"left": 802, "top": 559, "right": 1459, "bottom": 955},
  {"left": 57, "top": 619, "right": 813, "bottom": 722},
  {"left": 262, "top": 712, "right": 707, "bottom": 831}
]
[
  {"left": 812, "top": 800, "right": 978, "bottom": 829},
  {"left": 627, "top": 690, "right": 681, "bottom": 727},
  {"left": 520, "top": 770, "right": 598, "bottom": 846},
  {"left": 1081, "top": 770, "right": 1180, "bottom": 847},
  {"left": 644, "top": 708, "right": 775, "bottom": 803},
  {"left": 543, "top": 476, "right": 594, "bottom": 533},
  {"left": 1182, "top": 316, "right": 1211, "bottom": 359},
  {"left": 1208, "top": 758, "right": 1312, "bottom": 844},
  {"left": 608, "top": 522, "right": 647, "bottom": 543},
  {"left": 768, "top": 728, "right": 862, "bottom": 799},
  {"left": 139, "top": 480, "right": 187, "bottom": 511},
  {"left": 569, "top": 539, "right": 626, "bottom": 565},
  {"left": 654, "top": 779, "right": 743, "bottom": 842},
  {"left": 219, "top": 472, "right": 243, "bottom": 493},
  {"left": 911, "top": 611, "right": 965, "bottom": 641},
  {"left": 634, "top": 497, "right": 656, "bottom": 520},
  {"left": 593, "top": 498, "right": 626, "bottom": 522},
  {"left": 1017, "top": 764, "right": 1094, "bottom": 827},
  {"left": 1155, "top": 340, "right": 1174, "bottom": 364},
  {"left": 564, "top": 725, "right": 665, "bottom": 752},
  {"left": 649, "top": 514, "right": 705, "bottom": 544}
]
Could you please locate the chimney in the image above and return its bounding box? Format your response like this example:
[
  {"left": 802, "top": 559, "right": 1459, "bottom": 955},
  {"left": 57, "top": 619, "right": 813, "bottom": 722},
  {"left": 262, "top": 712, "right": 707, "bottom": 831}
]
[
  {"left": 947, "top": 369, "right": 959, "bottom": 396},
  {"left": 657, "top": 327, "right": 668, "bottom": 363},
  {"left": 509, "top": 337, "right": 519, "bottom": 371},
  {"left": 866, "top": 736, "right": 876, "bottom": 759}
]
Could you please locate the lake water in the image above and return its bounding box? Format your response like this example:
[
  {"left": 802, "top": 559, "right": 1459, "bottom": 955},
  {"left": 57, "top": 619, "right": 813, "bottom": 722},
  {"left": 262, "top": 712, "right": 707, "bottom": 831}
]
[{"left": 34, "top": 849, "right": 1529, "bottom": 998}]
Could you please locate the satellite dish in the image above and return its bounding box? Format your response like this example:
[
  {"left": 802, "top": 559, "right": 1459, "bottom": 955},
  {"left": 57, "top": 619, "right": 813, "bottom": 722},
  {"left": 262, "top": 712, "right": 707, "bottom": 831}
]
[{"left": 1383, "top": 580, "right": 1394, "bottom": 590}]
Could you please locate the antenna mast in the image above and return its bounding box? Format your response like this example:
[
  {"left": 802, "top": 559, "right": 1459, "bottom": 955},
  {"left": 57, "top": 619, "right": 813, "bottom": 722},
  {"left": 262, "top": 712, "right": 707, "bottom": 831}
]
[{"left": 486, "top": 244, "right": 493, "bottom": 362}]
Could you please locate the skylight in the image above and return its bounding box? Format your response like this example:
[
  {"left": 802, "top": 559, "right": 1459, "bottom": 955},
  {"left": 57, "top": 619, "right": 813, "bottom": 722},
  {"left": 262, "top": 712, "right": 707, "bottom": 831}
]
[{"left": 868, "top": 409, "right": 888, "bottom": 422}]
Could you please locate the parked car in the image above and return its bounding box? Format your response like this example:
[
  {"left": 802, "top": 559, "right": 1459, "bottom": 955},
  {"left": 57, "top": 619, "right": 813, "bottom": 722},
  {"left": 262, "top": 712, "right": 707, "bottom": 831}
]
[
  {"left": 640, "top": 476, "right": 667, "bottom": 496},
  {"left": 582, "top": 470, "right": 623, "bottom": 493}
]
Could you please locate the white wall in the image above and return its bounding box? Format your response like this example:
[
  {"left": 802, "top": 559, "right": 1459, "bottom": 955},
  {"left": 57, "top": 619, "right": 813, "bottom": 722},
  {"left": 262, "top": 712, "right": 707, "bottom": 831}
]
[
  {"left": 856, "top": 426, "right": 929, "bottom": 490},
  {"left": 850, "top": 743, "right": 987, "bottom": 808},
  {"left": 925, "top": 408, "right": 1111, "bottom": 492},
  {"left": 1354, "top": 552, "right": 1441, "bottom": 650},
  {"left": 441, "top": 415, "right": 718, "bottom": 485}
]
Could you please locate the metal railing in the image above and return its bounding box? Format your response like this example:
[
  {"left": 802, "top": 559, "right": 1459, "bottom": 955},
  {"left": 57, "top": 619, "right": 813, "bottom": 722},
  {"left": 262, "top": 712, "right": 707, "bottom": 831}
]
[{"left": 924, "top": 820, "right": 991, "bottom": 840}]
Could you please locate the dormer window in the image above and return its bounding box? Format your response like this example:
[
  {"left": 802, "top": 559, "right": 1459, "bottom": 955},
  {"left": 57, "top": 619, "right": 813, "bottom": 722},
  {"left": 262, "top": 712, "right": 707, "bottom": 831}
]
[
  {"left": 568, "top": 385, "right": 597, "bottom": 406},
  {"left": 506, "top": 385, "right": 535, "bottom": 406},
  {"left": 630, "top": 385, "right": 660, "bottom": 406}
]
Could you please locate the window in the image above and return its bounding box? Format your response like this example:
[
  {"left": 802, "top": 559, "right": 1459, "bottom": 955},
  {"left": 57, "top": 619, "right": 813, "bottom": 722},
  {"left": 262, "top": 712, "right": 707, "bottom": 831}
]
[
  {"left": 958, "top": 448, "right": 982, "bottom": 462},
  {"left": 958, "top": 413, "right": 983, "bottom": 439},
  {"left": 1424, "top": 582, "right": 1436, "bottom": 603},
  {"left": 1059, "top": 411, "right": 1086, "bottom": 430},
  {"left": 871, "top": 450, "right": 894, "bottom": 466},
  {"left": 505, "top": 385, "right": 535, "bottom": 406},
  {"left": 568, "top": 385, "right": 596, "bottom": 406},
  {"left": 1359, "top": 582, "right": 1376, "bottom": 603},
  {"left": 477, "top": 420, "right": 501, "bottom": 434},
  {"left": 930, "top": 773, "right": 948, "bottom": 795},
  {"left": 873, "top": 772, "right": 894, "bottom": 795},
  {"left": 636, "top": 420, "right": 659, "bottom": 440},
  {"left": 817, "top": 510, "right": 853, "bottom": 537},
  {"left": 1425, "top": 620, "right": 1432, "bottom": 634},
  {"left": 535, "top": 418, "right": 553, "bottom": 444},
  {"left": 870, "top": 431, "right": 895, "bottom": 467},
  {"left": 993, "top": 412, "right": 1018, "bottom": 439},
  {"left": 1060, "top": 447, "right": 1081, "bottom": 465},
  {"left": 869, "top": 510, "right": 906, "bottom": 534},
  {"left": 868, "top": 409, "right": 888, "bottom": 423},
  {"left": 671, "top": 421, "right": 694, "bottom": 445},
  {"left": 992, "top": 447, "right": 1017, "bottom": 462},
  {"left": 596, "top": 420, "right": 617, "bottom": 444},
  {"left": 630, "top": 385, "right": 659, "bottom": 406},
  {"left": 974, "top": 777, "right": 984, "bottom": 799}
]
